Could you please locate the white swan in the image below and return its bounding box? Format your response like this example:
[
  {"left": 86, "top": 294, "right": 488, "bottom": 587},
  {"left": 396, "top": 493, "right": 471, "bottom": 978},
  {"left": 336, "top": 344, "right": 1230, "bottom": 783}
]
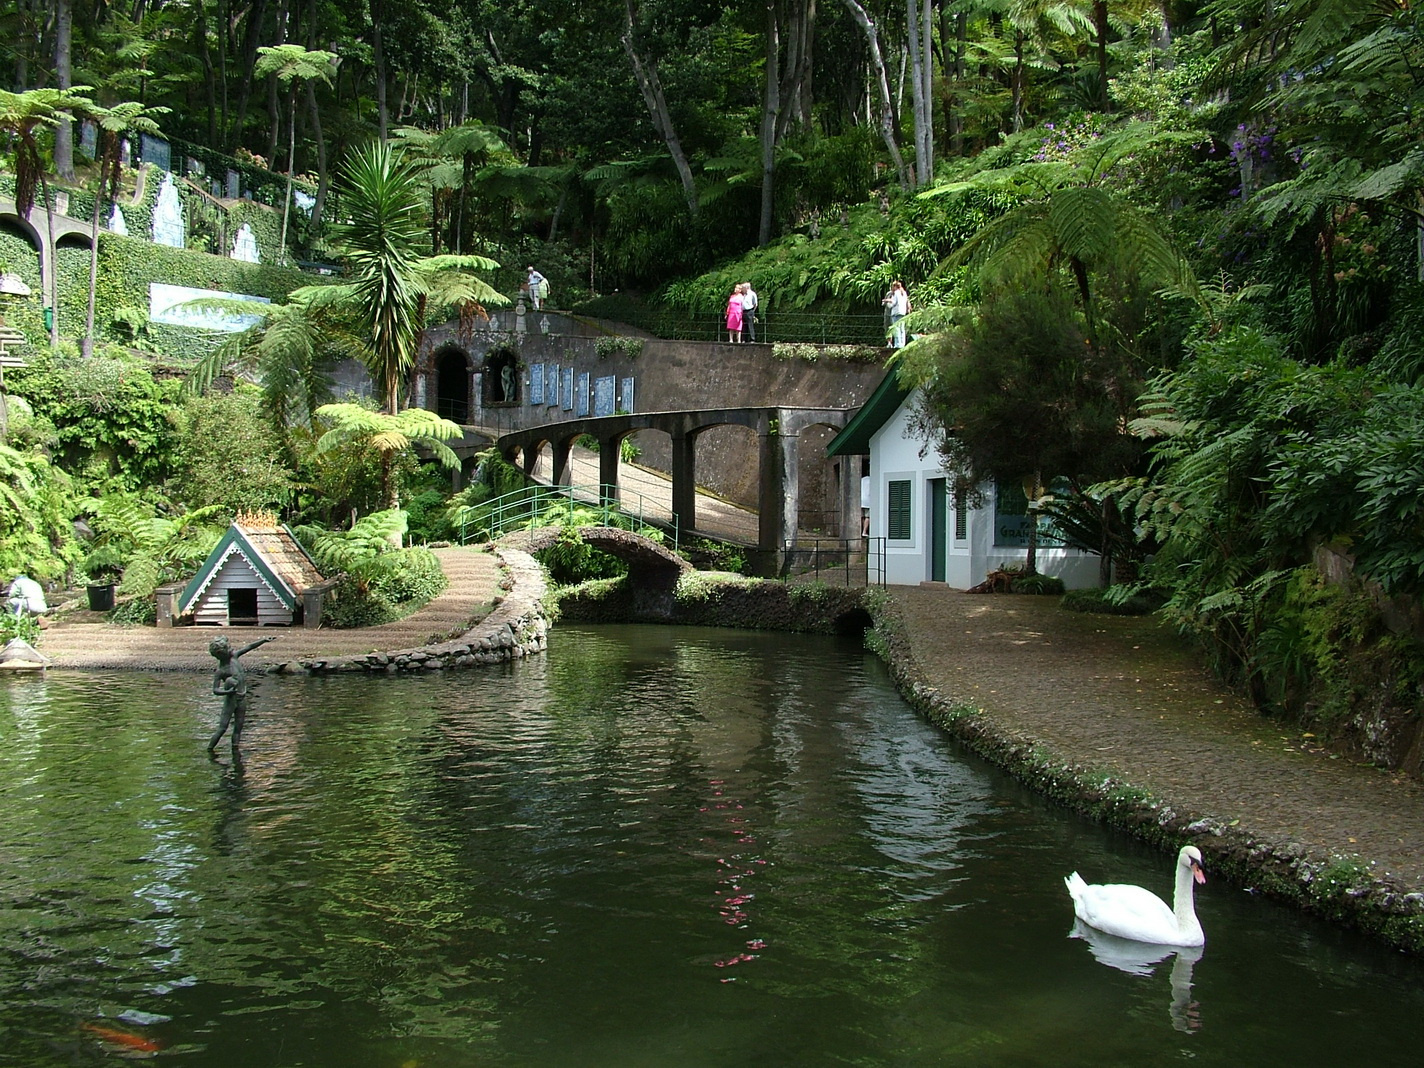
[{"left": 1064, "top": 844, "right": 1206, "bottom": 947}]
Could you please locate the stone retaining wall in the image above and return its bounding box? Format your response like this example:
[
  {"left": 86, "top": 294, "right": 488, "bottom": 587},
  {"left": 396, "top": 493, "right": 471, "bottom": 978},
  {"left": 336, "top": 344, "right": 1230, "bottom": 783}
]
[{"left": 284, "top": 549, "right": 549, "bottom": 675}]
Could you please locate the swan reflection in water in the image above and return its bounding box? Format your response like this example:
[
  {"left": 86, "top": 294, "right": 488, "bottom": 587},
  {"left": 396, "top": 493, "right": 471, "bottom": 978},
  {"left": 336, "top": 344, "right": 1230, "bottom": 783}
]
[{"left": 1070, "top": 920, "right": 1204, "bottom": 1033}]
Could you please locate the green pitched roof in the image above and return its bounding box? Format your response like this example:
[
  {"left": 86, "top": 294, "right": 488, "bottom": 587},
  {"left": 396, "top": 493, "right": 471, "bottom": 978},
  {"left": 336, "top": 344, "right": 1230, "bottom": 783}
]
[{"left": 826, "top": 367, "right": 912, "bottom": 456}]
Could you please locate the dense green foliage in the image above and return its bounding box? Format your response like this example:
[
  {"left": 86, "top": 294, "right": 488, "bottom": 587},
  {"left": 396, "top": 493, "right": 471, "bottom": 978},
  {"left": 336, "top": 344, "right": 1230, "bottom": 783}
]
[{"left": 296, "top": 511, "right": 449, "bottom": 627}]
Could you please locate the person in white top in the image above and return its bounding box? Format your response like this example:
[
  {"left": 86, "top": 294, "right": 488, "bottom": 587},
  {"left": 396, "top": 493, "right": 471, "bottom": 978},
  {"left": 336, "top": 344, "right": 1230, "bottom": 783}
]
[
  {"left": 5, "top": 574, "right": 46, "bottom": 616},
  {"left": 740, "top": 282, "right": 759, "bottom": 342},
  {"left": 526, "top": 266, "right": 548, "bottom": 309},
  {"left": 882, "top": 280, "right": 909, "bottom": 348}
]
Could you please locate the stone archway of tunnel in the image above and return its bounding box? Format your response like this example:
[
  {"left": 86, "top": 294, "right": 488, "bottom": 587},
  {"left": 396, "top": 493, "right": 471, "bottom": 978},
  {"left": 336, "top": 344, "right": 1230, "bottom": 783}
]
[{"left": 434, "top": 346, "right": 471, "bottom": 424}]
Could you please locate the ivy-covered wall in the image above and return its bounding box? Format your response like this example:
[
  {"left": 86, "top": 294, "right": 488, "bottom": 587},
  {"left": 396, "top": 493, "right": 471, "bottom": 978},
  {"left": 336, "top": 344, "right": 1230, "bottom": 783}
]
[
  {"left": 2, "top": 163, "right": 321, "bottom": 362},
  {"left": 0, "top": 221, "right": 316, "bottom": 363}
]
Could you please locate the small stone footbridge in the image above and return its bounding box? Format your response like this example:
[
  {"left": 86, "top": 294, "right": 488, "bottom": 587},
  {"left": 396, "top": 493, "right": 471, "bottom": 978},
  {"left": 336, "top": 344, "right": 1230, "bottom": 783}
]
[{"left": 498, "top": 525, "right": 693, "bottom": 590}]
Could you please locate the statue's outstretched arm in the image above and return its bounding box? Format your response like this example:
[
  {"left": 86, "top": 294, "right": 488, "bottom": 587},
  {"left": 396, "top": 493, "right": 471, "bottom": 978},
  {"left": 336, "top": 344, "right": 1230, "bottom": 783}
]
[{"left": 234, "top": 635, "right": 279, "bottom": 658}]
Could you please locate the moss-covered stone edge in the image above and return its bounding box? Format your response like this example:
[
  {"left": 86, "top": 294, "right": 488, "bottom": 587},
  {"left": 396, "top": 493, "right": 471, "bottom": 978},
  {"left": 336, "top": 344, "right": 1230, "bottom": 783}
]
[{"left": 862, "top": 591, "right": 1424, "bottom": 956}]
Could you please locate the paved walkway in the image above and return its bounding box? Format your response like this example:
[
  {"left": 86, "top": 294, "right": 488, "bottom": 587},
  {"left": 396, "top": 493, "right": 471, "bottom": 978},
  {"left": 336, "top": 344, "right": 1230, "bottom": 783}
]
[
  {"left": 890, "top": 586, "right": 1424, "bottom": 897},
  {"left": 527, "top": 445, "right": 764, "bottom": 543}
]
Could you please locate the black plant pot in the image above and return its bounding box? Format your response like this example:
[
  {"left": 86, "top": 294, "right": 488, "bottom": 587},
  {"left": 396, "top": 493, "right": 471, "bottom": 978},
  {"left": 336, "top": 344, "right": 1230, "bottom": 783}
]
[{"left": 86, "top": 583, "right": 116, "bottom": 612}]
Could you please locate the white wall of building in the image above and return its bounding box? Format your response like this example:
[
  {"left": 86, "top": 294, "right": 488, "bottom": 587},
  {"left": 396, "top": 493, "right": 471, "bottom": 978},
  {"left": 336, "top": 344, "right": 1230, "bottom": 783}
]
[{"left": 867, "top": 389, "right": 1101, "bottom": 589}]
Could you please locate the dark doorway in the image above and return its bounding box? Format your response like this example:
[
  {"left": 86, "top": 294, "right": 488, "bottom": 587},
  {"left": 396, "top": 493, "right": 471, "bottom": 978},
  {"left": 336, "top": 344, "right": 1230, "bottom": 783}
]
[
  {"left": 436, "top": 349, "right": 470, "bottom": 423},
  {"left": 227, "top": 587, "right": 259, "bottom": 625}
]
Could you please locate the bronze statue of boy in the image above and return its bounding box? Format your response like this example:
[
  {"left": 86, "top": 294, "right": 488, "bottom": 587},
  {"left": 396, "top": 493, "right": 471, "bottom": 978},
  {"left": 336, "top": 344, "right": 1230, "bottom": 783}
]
[{"left": 207, "top": 635, "right": 277, "bottom": 754}]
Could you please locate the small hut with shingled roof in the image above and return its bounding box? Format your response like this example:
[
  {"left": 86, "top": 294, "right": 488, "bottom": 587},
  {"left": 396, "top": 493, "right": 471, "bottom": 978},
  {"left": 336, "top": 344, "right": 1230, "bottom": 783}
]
[{"left": 175, "top": 511, "right": 329, "bottom": 627}]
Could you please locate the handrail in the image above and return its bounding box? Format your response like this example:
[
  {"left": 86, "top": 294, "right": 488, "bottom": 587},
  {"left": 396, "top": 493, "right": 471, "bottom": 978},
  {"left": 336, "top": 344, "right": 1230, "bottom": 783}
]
[
  {"left": 455, "top": 482, "right": 679, "bottom": 551},
  {"left": 780, "top": 537, "right": 887, "bottom": 587}
]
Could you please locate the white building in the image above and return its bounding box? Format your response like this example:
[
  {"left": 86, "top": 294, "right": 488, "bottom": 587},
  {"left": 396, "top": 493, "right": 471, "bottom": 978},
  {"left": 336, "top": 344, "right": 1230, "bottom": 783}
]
[{"left": 828, "top": 371, "right": 1101, "bottom": 589}]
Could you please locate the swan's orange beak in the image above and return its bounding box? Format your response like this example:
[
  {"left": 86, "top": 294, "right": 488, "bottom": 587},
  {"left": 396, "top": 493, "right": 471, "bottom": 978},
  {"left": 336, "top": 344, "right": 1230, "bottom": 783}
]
[{"left": 1192, "top": 862, "right": 1206, "bottom": 885}]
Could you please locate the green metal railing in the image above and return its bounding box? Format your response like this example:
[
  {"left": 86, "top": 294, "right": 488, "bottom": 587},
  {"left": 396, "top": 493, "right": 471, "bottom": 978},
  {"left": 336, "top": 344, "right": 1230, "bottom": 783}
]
[{"left": 455, "top": 483, "right": 679, "bottom": 551}]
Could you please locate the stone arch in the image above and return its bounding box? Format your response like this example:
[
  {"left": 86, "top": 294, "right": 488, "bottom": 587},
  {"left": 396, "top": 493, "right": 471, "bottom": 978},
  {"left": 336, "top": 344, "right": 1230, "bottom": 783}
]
[
  {"left": 0, "top": 214, "right": 42, "bottom": 254},
  {"left": 55, "top": 230, "right": 94, "bottom": 253},
  {"left": 482, "top": 343, "right": 521, "bottom": 407},
  {"left": 512, "top": 525, "right": 691, "bottom": 590},
  {"left": 434, "top": 345, "right": 472, "bottom": 423}
]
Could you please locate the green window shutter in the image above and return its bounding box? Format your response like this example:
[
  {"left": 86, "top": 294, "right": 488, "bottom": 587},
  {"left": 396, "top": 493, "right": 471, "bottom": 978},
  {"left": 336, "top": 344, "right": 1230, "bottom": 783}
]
[
  {"left": 954, "top": 487, "right": 968, "bottom": 541},
  {"left": 888, "top": 479, "right": 912, "bottom": 540}
]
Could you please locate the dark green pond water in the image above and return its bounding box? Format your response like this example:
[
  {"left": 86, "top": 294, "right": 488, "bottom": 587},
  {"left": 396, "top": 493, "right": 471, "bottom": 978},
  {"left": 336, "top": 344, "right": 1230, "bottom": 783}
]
[{"left": 1, "top": 625, "right": 1420, "bottom": 1067}]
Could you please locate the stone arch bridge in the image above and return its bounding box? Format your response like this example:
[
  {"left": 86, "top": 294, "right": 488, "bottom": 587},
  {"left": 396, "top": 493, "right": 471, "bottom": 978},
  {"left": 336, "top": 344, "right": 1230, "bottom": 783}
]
[
  {"left": 490, "top": 406, "right": 859, "bottom": 559},
  {"left": 502, "top": 526, "right": 693, "bottom": 590}
]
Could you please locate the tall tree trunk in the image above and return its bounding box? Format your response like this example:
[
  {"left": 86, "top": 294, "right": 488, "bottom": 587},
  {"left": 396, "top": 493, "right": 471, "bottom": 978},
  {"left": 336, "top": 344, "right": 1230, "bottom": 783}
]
[
  {"left": 775, "top": 0, "right": 816, "bottom": 141},
  {"left": 621, "top": 0, "right": 699, "bottom": 216},
  {"left": 304, "top": 0, "right": 329, "bottom": 234},
  {"left": 372, "top": 1, "right": 390, "bottom": 141},
  {"left": 841, "top": 0, "right": 909, "bottom": 189},
  {"left": 197, "top": 0, "right": 220, "bottom": 146},
  {"left": 949, "top": 9, "right": 966, "bottom": 155},
  {"left": 38, "top": 169, "right": 60, "bottom": 347},
  {"left": 265, "top": 0, "right": 289, "bottom": 166},
  {"left": 918, "top": 0, "right": 933, "bottom": 180},
  {"left": 758, "top": 0, "right": 780, "bottom": 246},
  {"left": 84, "top": 137, "right": 118, "bottom": 356},
  {"left": 230, "top": 0, "right": 270, "bottom": 150},
  {"left": 218, "top": 0, "right": 230, "bottom": 140},
  {"left": 899, "top": 0, "right": 922, "bottom": 186},
  {"left": 1012, "top": 32, "right": 1025, "bottom": 133},
  {"left": 54, "top": 0, "right": 75, "bottom": 181},
  {"left": 278, "top": 93, "right": 296, "bottom": 264},
  {"left": 1094, "top": 0, "right": 1111, "bottom": 112}
]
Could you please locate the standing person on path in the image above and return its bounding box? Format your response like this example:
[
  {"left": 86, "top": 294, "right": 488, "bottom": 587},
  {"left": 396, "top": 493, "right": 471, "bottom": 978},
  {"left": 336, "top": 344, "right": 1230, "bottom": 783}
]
[
  {"left": 526, "top": 266, "right": 548, "bottom": 310},
  {"left": 207, "top": 634, "right": 278, "bottom": 756},
  {"left": 740, "top": 281, "right": 759, "bottom": 342},
  {"left": 883, "top": 280, "right": 909, "bottom": 348},
  {"left": 725, "top": 284, "right": 744, "bottom": 342}
]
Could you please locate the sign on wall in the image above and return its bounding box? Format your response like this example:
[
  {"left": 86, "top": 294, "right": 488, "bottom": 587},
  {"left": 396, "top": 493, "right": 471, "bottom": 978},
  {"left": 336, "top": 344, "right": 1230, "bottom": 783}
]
[
  {"left": 149, "top": 283, "right": 271, "bottom": 332},
  {"left": 593, "top": 376, "right": 616, "bottom": 417},
  {"left": 530, "top": 363, "right": 545, "bottom": 405}
]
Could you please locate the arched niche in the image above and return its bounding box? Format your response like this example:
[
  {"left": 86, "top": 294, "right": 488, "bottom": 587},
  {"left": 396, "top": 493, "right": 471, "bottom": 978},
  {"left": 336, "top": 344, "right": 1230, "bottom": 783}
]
[
  {"left": 482, "top": 344, "right": 521, "bottom": 407},
  {"left": 434, "top": 346, "right": 471, "bottom": 423}
]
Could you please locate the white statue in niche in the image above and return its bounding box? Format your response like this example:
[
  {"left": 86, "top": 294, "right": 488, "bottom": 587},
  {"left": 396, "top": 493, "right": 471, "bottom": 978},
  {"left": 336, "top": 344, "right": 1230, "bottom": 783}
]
[
  {"left": 230, "top": 223, "right": 260, "bottom": 263},
  {"left": 151, "top": 173, "right": 185, "bottom": 248},
  {"left": 108, "top": 204, "right": 128, "bottom": 236}
]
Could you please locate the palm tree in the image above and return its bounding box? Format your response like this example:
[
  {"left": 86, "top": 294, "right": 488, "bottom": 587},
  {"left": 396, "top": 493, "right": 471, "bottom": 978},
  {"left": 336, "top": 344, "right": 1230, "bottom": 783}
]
[
  {"left": 189, "top": 140, "right": 505, "bottom": 511},
  {"left": 315, "top": 139, "right": 505, "bottom": 415},
  {"left": 313, "top": 403, "right": 464, "bottom": 512},
  {"left": 254, "top": 44, "right": 337, "bottom": 265},
  {"left": 929, "top": 124, "right": 1203, "bottom": 339}
]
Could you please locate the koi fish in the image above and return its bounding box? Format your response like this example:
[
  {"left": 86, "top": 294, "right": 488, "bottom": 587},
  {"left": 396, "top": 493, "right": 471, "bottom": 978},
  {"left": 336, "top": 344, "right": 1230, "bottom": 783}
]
[{"left": 80, "top": 1021, "right": 164, "bottom": 1054}]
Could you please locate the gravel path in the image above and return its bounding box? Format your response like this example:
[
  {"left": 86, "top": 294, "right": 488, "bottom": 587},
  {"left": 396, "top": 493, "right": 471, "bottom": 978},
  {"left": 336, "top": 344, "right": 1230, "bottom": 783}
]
[
  {"left": 890, "top": 586, "right": 1424, "bottom": 894},
  {"left": 33, "top": 546, "right": 503, "bottom": 672}
]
